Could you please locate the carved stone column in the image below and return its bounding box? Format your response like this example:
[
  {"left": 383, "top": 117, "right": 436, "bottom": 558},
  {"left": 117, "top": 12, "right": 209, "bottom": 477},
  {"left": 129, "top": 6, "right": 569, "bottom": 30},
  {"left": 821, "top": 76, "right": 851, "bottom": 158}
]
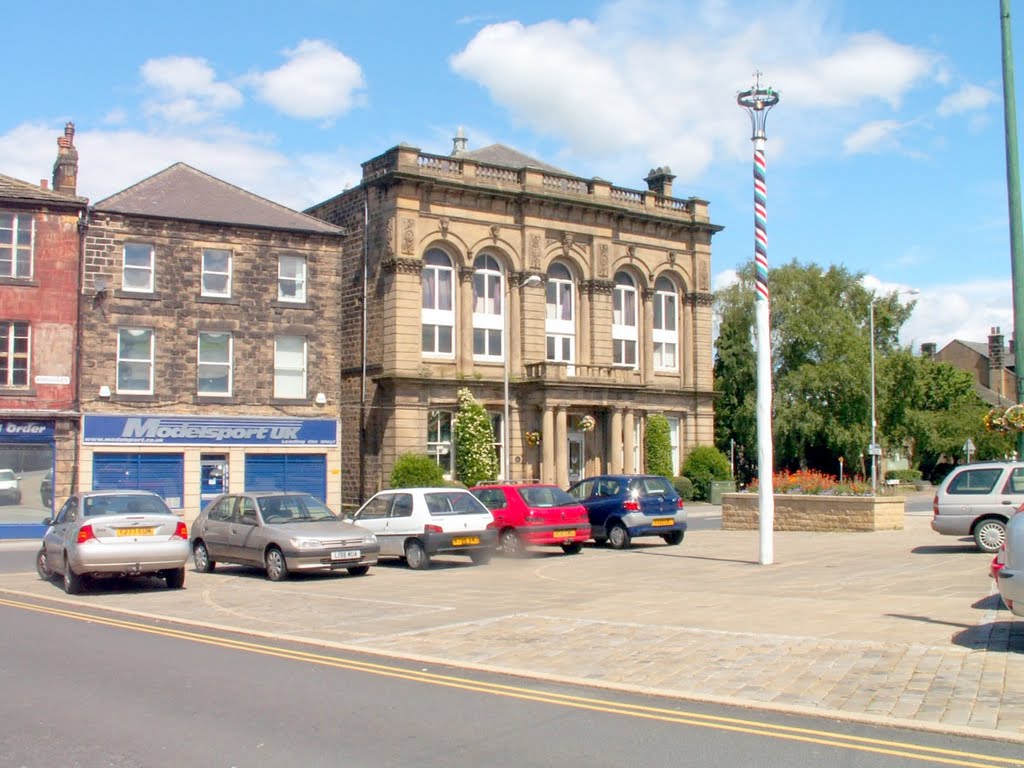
[
  {"left": 623, "top": 408, "right": 636, "bottom": 474},
  {"left": 578, "top": 282, "right": 591, "bottom": 367},
  {"left": 555, "top": 406, "right": 568, "bottom": 488},
  {"left": 609, "top": 408, "right": 623, "bottom": 474},
  {"left": 642, "top": 288, "right": 655, "bottom": 385},
  {"left": 509, "top": 273, "right": 523, "bottom": 375},
  {"left": 542, "top": 405, "right": 555, "bottom": 484},
  {"left": 683, "top": 294, "right": 695, "bottom": 387},
  {"left": 459, "top": 266, "right": 475, "bottom": 377}
]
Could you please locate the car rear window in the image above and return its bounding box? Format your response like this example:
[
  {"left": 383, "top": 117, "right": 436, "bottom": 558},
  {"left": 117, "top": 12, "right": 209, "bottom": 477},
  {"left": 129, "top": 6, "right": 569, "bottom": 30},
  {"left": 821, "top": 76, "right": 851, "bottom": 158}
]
[
  {"left": 425, "top": 491, "right": 490, "bottom": 516},
  {"left": 947, "top": 468, "right": 1003, "bottom": 495},
  {"left": 630, "top": 477, "right": 675, "bottom": 496},
  {"left": 84, "top": 495, "right": 171, "bottom": 517},
  {"left": 472, "top": 488, "right": 507, "bottom": 511},
  {"left": 518, "top": 486, "right": 576, "bottom": 508}
]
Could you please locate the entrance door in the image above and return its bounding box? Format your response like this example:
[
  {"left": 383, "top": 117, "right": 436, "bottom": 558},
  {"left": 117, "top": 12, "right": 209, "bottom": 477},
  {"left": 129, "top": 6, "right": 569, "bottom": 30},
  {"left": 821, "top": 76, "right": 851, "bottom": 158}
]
[
  {"left": 568, "top": 433, "right": 585, "bottom": 485},
  {"left": 200, "top": 455, "right": 228, "bottom": 506}
]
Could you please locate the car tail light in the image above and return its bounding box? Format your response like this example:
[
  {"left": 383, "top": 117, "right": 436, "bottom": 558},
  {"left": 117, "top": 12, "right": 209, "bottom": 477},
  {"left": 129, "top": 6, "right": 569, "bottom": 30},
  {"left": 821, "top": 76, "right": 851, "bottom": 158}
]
[
  {"left": 424, "top": 524, "right": 443, "bottom": 534},
  {"left": 933, "top": 494, "right": 939, "bottom": 516},
  {"left": 677, "top": 498, "right": 685, "bottom": 510},
  {"left": 623, "top": 499, "right": 639, "bottom": 511},
  {"left": 76, "top": 524, "right": 97, "bottom": 544},
  {"left": 173, "top": 521, "right": 188, "bottom": 539}
]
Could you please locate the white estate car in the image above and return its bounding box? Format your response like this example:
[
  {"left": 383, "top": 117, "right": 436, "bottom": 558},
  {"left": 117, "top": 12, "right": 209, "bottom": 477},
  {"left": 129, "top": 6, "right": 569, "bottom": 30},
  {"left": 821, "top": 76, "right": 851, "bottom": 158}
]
[
  {"left": 349, "top": 487, "right": 497, "bottom": 569},
  {"left": 996, "top": 508, "right": 1024, "bottom": 617}
]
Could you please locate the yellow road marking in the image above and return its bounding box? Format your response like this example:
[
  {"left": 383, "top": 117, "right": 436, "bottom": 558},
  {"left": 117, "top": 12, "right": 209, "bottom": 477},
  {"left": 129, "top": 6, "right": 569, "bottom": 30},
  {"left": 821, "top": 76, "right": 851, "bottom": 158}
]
[{"left": 1, "top": 595, "right": 1019, "bottom": 768}]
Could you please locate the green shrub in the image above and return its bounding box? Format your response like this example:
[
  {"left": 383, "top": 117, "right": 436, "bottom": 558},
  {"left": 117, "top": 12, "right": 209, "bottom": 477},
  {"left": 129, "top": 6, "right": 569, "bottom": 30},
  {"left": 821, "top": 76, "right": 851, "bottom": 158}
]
[
  {"left": 672, "top": 476, "right": 694, "bottom": 501},
  {"left": 390, "top": 453, "right": 445, "bottom": 488},
  {"left": 644, "top": 414, "right": 674, "bottom": 479},
  {"left": 884, "top": 468, "right": 922, "bottom": 483},
  {"left": 682, "top": 445, "right": 732, "bottom": 501},
  {"left": 453, "top": 387, "right": 498, "bottom": 488}
]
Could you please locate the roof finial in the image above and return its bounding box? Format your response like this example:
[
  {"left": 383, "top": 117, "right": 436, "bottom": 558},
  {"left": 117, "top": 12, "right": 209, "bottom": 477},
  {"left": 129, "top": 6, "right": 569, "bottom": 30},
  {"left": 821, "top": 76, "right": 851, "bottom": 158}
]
[{"left": 452, "top": 125, "right": 468, "bottom": 155}]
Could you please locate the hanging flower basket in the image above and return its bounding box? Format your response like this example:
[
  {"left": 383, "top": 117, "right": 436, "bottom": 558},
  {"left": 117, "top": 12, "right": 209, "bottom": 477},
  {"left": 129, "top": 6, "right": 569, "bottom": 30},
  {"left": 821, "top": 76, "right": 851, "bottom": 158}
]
[
  {"left": 984, "top": 404, "right": 1024, "bottom": 433},
  {"left": 1007, "top": 404, "right": 1024, "bottom": 431},
  {"left": 525, "top": 431, "right": 542, "bottom": 446},
  {"left": 576, "top": 415, "right": 596, "bottom": 432}
]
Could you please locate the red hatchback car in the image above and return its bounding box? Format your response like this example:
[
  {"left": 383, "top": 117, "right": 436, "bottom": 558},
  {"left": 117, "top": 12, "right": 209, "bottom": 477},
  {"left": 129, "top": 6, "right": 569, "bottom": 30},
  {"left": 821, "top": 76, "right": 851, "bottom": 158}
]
[{"left": 470, "top": 483, "right": 591, "bottom": 556}]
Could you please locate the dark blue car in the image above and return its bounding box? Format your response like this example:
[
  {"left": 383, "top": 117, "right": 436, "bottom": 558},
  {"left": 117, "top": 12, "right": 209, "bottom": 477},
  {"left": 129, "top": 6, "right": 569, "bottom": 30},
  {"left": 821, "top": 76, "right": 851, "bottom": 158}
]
[{"left": 567, "top": 474, "right": 686, "bottom": 549}]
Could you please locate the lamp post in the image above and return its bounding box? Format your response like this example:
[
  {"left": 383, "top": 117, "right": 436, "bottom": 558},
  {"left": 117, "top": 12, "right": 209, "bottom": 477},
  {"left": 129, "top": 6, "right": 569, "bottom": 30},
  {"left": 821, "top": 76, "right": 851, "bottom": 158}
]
[
  {"left": 737, "top": 73, "right": 779, "bottom": 565},
  {"left": 504, "top": 272, "right": 542, "bottom": 480},
  {"left": 869, "top": 288, "right": 918, "bottom": 493}
]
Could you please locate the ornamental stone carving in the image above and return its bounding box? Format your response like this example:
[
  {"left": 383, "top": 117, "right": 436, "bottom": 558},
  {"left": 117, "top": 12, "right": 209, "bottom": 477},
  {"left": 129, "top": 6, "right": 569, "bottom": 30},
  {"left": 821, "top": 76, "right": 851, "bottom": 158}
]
[
  {"left": 401, "top": 218, "right": 415, "bottom": 255},
  {"left": 562, "top": 232, "right": 575, "bottom": 256},
  {"left": 598, "top": 243, "right": 609, "bottom": 277},
  {"left": 439, "top": 217, "right": 450, "bottom": 239},
  {"left": 381, "top": 257, "right": 423, "bottom": 275},
  {"left": 699, "top": 261, "right": 710, "bottom": 291},
  {"left": 529, "top": 234, "right": 542, "bottom": 270},
  {"left": 490, "top": 224, "right": 501, "bottom": 242},
  {"left": 584, "top": 278, "right": 615, "bottom": 295},
  {"left": 385, "top": 219, "right": 395, "bottom": 257}
]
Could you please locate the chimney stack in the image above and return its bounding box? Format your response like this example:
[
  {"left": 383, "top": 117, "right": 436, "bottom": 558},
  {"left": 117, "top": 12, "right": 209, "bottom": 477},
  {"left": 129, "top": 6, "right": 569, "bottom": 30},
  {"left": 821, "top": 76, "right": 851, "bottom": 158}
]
[
  {"left": 921, "top": 342, "right": 936, "bottom": 358},
  {"left": 451, "top": 126, "right": 468, "bottom": 155},
  {"left": 644, "top": 166, "right": 676, "bottom": 198},
  {"left": 52, "top": 122, "right": 79, "bottom": 196}
]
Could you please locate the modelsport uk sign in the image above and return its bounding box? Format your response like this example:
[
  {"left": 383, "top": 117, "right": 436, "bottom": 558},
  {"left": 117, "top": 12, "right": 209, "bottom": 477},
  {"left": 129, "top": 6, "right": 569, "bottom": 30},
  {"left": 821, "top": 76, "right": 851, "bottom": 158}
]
[{"left": 83, "top": 415, "right": 337, "bottom": 446}]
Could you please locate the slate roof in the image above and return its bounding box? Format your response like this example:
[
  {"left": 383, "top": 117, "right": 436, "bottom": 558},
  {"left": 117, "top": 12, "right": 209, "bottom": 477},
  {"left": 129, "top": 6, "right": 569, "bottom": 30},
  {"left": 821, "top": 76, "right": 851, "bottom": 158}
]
[
  {"left": 0, "top": 172, "right": 88, "bottom": 206},
  {"left": 92, "top": 163, "right": 342, "bottom": 235},
  {"left": 455, "top": 143, "right": 570, "bottom": 175},
  {"left": 952, "top": 339, "right": 1016, "bottom": 370}
]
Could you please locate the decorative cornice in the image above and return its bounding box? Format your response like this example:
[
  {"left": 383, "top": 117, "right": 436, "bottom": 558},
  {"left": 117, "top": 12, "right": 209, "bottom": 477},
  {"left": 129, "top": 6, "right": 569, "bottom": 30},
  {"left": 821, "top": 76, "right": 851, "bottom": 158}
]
[
  {"left": 687, "top": 291, "right": 714, "bottom": 307},
  {"left": 583, "top": 279, "right": 615, "bottom": 295},
  {"left": 381, "top": 257, "right": 422, "bottom": 275}
]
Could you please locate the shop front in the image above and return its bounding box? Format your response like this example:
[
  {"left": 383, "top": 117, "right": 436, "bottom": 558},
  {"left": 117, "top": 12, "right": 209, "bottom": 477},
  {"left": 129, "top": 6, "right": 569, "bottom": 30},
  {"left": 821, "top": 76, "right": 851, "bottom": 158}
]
[
  {"left": 0, "top": 419, "right": 58, "bottom": 539},
  {"left": 81, "top": 414, "right": 340, "bottom": 522}
]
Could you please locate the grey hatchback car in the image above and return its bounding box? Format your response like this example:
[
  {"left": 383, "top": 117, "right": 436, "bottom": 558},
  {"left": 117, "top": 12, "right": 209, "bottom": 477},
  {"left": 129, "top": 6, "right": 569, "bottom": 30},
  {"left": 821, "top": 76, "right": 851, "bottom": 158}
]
[
  {"left": 932, "top": 461, "right": 1024, "bottom": 552},
  {"left": 190, "top": 492, "right": 380, "bottom": 581}
]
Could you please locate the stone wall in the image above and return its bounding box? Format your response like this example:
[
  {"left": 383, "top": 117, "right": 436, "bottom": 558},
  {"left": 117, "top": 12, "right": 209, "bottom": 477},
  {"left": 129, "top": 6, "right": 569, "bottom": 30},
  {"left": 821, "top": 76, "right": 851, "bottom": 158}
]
[{"left": 721, "top": 493, "right": 905, "bottom": 532}]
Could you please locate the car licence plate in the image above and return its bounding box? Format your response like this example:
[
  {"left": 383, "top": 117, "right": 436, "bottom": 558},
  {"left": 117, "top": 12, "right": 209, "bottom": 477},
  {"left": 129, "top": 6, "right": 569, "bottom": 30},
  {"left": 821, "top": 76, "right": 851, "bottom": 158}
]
[
  {"left": 552, "top": 529, "right": 575, "bottom": 538},
  {"left": 652, "top": 518, "right": 673, "bottom": 527},
  {"left": 451, "top": 536, "right": 480, "bottom": 546},
  {"left": 116, "top": 527, "right": 154, "bottom": 536},
  {"left": 330, "top": 549, "right": 361, "bottom": 561}
]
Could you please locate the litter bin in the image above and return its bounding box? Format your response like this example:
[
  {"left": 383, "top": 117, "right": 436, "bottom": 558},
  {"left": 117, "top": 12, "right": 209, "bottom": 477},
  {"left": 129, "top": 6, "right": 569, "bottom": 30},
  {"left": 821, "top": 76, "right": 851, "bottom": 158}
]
[{"left": 709, "top": 480, "right": 736, "bottom": 505}]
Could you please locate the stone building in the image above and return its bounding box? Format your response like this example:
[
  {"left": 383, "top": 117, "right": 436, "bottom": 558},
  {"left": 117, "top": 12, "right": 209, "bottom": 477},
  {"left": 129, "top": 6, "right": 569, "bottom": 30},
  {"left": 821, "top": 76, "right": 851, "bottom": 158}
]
[
  {"left": 0, "top": 123, "right": 88, "bottom": 536},
  {"left": 308, "top": 135, "right": 720, "bottom": 505},
  {"left": 925, "top": 327, "right": 1017, "bottom": 407},
  {"left": 79, "top": 164, "right": 345, "bottom": 519}
]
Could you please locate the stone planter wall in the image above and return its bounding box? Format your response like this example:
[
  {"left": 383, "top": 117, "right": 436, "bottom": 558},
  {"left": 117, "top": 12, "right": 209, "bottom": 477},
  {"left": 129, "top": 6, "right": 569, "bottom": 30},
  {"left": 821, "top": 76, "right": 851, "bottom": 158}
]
[{"left": 721, "top": 493, "right": 904, "bottom": 532}]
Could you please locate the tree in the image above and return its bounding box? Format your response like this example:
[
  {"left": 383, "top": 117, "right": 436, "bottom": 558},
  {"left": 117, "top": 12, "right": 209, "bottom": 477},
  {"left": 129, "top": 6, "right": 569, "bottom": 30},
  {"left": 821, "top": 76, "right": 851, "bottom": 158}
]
[
  {"left": 713, "top": 272, "right": 757, "bottom": 483},
  {"left": 682, "top": 446, "right": 732, "bottom": 501},
  {"left": 644, "top": 413, "right": 674, "bottom": 478},
  {"left": 390, "top": 453, "right": 445, "bottom": 488},
  {"left": 453, "top": 387, "right": 498, "bottom": 487}
]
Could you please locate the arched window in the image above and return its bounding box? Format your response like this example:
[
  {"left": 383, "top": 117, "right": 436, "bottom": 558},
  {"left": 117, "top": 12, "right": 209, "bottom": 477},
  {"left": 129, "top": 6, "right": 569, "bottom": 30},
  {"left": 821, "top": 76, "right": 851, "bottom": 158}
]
[
  {"left": 422, "top": 249, "right": 454, "bottom": 357},
  {"left": 473, "top": 253, "right": 504, "bottom": 360},
  {"left": 546, "top": 262, "right": 575, "bottom": 368},
  {"left": 612, "top": 271, "right": 638, "bottom": 368},
  {"left": 653, "top": 276, "right": 678, "bottom": 371}
]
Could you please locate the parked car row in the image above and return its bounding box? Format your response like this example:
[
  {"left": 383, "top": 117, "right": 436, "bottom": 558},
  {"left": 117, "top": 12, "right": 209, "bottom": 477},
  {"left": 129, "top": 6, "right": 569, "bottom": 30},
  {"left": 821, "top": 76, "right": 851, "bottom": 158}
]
[{"left": 35, "top": 474, "right": 687, "bottom": 595}]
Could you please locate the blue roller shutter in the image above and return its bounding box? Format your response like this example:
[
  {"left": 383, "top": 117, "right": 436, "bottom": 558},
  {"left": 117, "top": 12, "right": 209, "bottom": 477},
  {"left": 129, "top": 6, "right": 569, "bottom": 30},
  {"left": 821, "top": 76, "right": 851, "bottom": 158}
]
[
  {"left": 92, "top": 453, "right": 185, "bottom": 508},
  {"left": 245, "top": 454, "right": 326, "bottom": 501}
]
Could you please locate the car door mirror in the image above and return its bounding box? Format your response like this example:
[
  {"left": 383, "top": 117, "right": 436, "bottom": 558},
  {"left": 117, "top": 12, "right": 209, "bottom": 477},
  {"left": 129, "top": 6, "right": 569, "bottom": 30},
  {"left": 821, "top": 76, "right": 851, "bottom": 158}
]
[{"left": 41, "top": 517, "right": 52, "bottom": 526}]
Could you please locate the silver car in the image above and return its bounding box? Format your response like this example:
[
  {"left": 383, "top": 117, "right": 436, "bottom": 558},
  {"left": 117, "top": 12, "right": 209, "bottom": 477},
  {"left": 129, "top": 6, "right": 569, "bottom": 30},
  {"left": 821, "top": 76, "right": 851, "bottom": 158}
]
[
  {"left": 996, "top": 506, "right": 1024, "bottom": 617},
  {"left": 190, "top": 492, "right": 379, "bottom": 581},
  {"left": 931, "top": 461, "right": 1024, "bottom": 552},
  {"left": 37, "top": 490, "right": 191, "bottom": 595}
]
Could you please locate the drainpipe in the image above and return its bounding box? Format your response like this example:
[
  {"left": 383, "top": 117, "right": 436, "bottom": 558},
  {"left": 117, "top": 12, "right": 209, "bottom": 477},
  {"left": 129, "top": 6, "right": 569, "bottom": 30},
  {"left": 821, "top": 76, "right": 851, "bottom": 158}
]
[
  {"left": 359, "top": 188, "right": 369, "bottom": 503},
  {"left": 71, "top": 207, "right": 89, "bottom": 495}
]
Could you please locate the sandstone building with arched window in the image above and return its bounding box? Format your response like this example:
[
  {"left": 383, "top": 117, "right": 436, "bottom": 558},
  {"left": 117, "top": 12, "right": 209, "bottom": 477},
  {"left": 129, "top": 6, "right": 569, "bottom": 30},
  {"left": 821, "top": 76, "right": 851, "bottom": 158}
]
[{"left": 308, "top": 135, "right": 721, "bottom": 506}]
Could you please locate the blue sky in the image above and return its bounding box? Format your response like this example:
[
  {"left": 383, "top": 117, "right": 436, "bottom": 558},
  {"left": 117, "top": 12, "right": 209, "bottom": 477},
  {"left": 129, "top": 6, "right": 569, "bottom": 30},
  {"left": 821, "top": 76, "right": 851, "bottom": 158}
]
[{"left": 2, "top": 0, "right": 1017, "bottom": 350}]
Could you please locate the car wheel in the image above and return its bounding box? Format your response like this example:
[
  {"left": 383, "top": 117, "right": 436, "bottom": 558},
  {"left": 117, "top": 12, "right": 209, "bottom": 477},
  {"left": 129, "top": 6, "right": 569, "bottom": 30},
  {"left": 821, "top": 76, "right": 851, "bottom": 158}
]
[
  {"left": 35, "top": 548, "right": 52, "bottom": 580},
  {"left": 63, "top": 556, "right": 84, "bottom": 595},
  {"left": 165, "top": 567, "right": 186, "bottom": 589},
  {"left": 469, "top": 549, "right": 493, "bottom": 566},
  {"left": 662, "top": 530, "right": 684, "bottom": 546},
  {"left": 193, "top": 541, "right": 216, "bottom": 573},
  {"left": 499, "top": 529, "right": 524, "bottom": 557},
  {"left": 405, "top": 540, "right": 431, "bottom": 570},
  {"left": 347, "top": 565, "right": 370, "bottom": 577},
  {"left": 607, "top": 522, "right": 631, "bottom": 550},
  {"left": 561, "top": 541, "right": 583, "bottom": 555},
  {"left": 265, "top": 547, "right": 289, "bottom": 581},
  {"left": 974, "top": 519, "right": 1007, "bottom": 553}
]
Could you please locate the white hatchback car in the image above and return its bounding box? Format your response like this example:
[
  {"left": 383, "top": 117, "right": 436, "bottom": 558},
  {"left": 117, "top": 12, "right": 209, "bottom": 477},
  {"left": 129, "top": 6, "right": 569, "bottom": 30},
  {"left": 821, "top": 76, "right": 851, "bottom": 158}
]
[
  {"left": 931, "top": 461, "right": 1024, "bottom": 552},
  {"left": 996, "top": 508, "right": 1024, "bottom": 617},
  {"left": 349, "top": 488, "right": 497, "bottom": 569}
]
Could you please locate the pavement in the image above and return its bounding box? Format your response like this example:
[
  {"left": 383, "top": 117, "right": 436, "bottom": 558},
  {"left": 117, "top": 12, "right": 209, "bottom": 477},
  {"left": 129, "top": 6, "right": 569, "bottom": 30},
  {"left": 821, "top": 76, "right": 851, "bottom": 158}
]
[{"left": 2, "top": 494, "right": 1023, "bottom": 743}]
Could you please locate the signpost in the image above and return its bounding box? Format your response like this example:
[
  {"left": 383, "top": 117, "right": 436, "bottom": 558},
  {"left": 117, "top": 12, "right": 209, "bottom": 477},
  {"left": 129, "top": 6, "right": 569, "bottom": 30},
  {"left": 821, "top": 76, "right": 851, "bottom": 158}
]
[{"left": 964, "top": 437, "right": 976, "bottom": 463}]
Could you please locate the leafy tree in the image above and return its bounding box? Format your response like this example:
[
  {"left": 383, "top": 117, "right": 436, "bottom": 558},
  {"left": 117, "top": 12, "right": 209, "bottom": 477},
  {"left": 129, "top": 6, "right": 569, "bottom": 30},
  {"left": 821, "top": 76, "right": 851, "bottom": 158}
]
[
  {"left": 390, "top": 453, "right": 445, "bottom": 488},
  {"left": 682, "top": 446, "right": 732, "bottom": 501},
  {"left": 453, "top": 387, "right": 498, "bottom": 487},
  {"left": 713, "top": 273, "right": 757, "bottom": 483},
  {"left": 644, "top": 413, "right": 674, "bottom": 478}
]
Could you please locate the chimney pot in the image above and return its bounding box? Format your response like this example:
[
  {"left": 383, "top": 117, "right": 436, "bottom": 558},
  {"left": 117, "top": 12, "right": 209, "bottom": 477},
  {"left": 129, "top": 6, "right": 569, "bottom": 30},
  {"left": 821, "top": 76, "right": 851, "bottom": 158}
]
[
  {"left": 40, "top": 179, "right": 48, "bottom": 190},
  {"left": 52, "top": 121, "right": 79, "bottom": 196}
]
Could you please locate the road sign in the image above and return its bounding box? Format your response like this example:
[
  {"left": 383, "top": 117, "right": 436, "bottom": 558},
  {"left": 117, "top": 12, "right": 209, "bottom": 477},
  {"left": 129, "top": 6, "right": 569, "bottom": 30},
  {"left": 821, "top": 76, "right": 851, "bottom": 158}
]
[{"left": 868, "top": 443, "right": 882, "bottom": 456}]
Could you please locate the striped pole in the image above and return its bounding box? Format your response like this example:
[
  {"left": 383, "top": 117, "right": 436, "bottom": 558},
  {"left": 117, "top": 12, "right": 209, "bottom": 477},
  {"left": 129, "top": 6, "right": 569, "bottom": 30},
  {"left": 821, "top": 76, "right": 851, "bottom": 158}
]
[{"left": 738, "top": 76, "right": 779, "bottom": 565}]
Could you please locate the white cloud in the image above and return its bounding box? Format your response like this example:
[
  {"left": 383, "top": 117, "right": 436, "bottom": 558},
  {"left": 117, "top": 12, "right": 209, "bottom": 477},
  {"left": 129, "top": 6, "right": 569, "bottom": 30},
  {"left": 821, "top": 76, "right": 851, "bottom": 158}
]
[
  {"left": 249, "top": 40, "right": 365, "bottom": 120},
  {"left": 937, "top": 83, "right": 997, "bottom": 117},
  {"left": 842, "top": 120, "right": 906, "bottom": 155},
  {"left": 140, "top": 56, "right": 243, "bottom": 124},
  {"left": 900, "top": 279, "right": 1014, "bottom": 352}
]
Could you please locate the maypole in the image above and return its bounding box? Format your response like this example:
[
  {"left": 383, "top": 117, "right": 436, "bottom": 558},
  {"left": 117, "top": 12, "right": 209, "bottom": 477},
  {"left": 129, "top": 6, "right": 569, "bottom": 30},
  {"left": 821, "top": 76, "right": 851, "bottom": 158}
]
[{"left": 737, "top": 73, "right": 780, "bottom": 565}]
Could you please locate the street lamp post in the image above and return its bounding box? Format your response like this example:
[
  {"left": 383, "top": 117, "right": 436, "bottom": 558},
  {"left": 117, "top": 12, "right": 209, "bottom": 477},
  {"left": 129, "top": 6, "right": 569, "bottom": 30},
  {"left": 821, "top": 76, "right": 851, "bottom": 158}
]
[
  {"left": 737, "top": 73, "right": 779, "bottom": 566},
  {"left": 504, "top": 272, "right": 542, "bottom": 480},
  {"left": 868, "top": 289, "right": 918, "bottom": 494}
]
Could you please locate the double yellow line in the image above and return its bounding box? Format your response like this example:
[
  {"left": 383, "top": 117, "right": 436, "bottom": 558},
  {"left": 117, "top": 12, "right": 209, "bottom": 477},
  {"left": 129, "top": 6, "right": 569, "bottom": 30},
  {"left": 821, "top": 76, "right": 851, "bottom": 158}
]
[{"left": 2, "top": 595, "right": 1020, "bottom": 768}]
